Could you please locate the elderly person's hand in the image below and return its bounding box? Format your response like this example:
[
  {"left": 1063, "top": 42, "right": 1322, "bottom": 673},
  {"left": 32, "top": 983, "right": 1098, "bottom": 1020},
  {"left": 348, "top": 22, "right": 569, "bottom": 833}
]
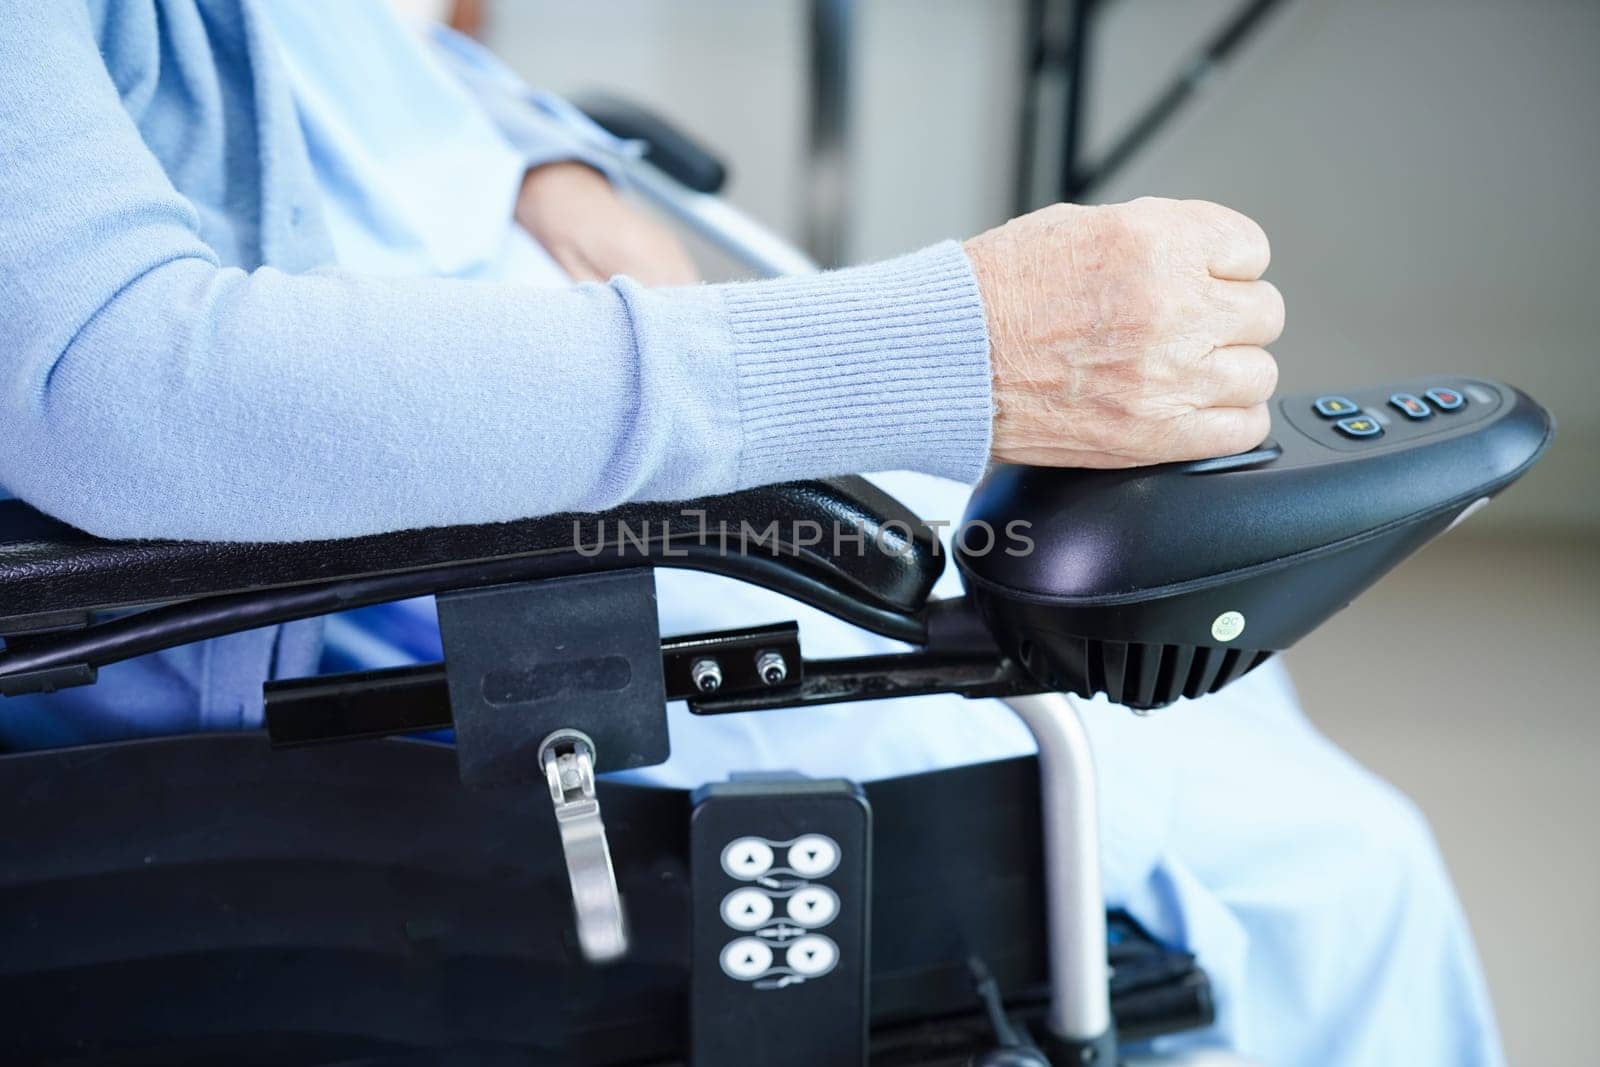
[
  {"left": 966, "top": 197, "right": 1284, "bottom": 467},
  {"left": 516, "top": 161, "right": 700, "bottom": 286}
]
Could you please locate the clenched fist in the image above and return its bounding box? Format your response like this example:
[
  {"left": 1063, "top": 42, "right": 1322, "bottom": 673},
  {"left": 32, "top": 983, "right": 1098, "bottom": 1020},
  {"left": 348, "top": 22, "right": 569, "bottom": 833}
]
[{"left": 965, "top": 197, "right": 1284, "bottom": 467}]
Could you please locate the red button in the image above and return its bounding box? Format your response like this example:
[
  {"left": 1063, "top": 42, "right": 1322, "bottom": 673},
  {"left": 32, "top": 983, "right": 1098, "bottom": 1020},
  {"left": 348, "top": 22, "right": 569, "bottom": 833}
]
[
  {"left": 1425, "top": 387, "right": 1465, "bottom": 411},
  {"left": 1389, "top": 393, "right": 1432, "bottom": 419}
]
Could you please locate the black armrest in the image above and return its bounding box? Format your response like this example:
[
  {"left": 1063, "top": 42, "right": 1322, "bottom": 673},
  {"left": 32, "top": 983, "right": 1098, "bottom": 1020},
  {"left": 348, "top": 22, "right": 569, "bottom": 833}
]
[
  {"left": 576, "top": 95, "right": 728, "bottom": 194},
  {"left": 0, "top": 478, "right": 941, "bottom": 692}
]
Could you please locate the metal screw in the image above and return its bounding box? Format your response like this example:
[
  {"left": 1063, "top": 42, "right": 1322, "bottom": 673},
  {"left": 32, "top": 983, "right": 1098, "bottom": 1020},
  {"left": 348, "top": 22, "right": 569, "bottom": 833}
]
[
  {"left": 538, "top": 728, "right": 598, "bottom": 805},
  {"left": 690, "top": 657, "right": 723, "bottom": 693},
  {"left": 755, "top": 649, "right": 788, "bottom": 685}
]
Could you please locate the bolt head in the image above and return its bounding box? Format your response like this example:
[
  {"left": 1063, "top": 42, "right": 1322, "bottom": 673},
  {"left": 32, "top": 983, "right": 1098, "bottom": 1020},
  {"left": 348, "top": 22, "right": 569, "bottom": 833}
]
[
  {"left": 690, "top": 657, "right": 723, "bottom": 693},
  {"left": 754, "top": 650, "right": 788, "bottom": 685}
]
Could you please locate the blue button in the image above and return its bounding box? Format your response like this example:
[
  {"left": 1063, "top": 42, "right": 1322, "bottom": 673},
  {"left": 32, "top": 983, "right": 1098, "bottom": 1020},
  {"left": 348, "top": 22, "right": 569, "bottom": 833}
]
[
  {"left": 1313, "top": 395, "right": 1359, "bottom": 418},
  {"left": 1425, "top": 387, "right": 1465, "bottom": 412},
  {"left": 1334, "top": 415, "right": 1383, "bottom": 439},
  {"left": 1389, "top": 393, "right": 1432, "bottom": 419}
]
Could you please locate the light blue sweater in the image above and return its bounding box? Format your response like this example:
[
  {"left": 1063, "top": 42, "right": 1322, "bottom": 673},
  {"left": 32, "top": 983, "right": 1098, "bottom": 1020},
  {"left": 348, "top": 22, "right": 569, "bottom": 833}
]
[
  {"left": 0, "top": 1, "right": 993, "bottom": 543},
  {"left": 0, "top": 1, "right": 992, "bottom": 747}
]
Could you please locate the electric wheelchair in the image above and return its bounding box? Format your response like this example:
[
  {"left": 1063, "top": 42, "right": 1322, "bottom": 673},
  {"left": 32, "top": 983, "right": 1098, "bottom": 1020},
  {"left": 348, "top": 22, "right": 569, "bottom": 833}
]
[{"left": 0, "top": 105, "right": 1554, "bottom": 1065}]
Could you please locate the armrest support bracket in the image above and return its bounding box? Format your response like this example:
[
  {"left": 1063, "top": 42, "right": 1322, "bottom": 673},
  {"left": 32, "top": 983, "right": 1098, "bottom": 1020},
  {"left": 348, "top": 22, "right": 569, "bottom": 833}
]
[{"left": 439, "top": 569, "right": 668, "bottom": 785}]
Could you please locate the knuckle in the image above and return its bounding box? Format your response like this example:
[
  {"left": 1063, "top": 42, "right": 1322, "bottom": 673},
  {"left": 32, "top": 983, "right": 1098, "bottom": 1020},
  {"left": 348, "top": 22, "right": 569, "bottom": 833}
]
[
  {"left": 1234, "top": 220, "right": 1271, "bottom": 276},
  {"left": 1189, "top": 200, "right": 1272, "bottom": 271},
  {"left": 1258, "top": 281, "right": 1286, "bottom": 331},
  {"left": 1256, "top": 351, "right": 1280, "bottom": 397},
  {"left": 1239, "top": 404, "right": 1272, "bottom": 445},
  {"left": 1247, "top": 219, "right": 1273, "bottom": 269},
  {"left": 1223, "top": 348, "right": 1277, "bottom": 402}
]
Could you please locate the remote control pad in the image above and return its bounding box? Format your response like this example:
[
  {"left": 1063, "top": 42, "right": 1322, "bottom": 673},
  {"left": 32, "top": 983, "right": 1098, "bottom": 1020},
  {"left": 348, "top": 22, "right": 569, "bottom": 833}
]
[{"left": 690, "top": 777, "right": 870, "bottom": 1067}]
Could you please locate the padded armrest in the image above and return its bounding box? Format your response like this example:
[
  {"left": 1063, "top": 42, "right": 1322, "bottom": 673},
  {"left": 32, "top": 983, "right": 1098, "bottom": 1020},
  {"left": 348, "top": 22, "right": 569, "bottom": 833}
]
[
  {"left": 0, "top": 478, "right": 940, "bottom": 657},
  {"left": 576, "top": 95, "right": 728, "bottom": 194}
]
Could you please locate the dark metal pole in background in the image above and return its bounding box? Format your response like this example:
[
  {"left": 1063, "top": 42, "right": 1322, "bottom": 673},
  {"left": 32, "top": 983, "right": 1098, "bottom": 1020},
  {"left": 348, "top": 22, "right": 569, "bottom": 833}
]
[
  {"left": 806, "top": 0, "right": 853, "bottom": 268},
  {"left": 1080, "top": 0, "right": 1287, "bottom": 199},
  {"left": 1016, "top": 0, "right": 1291, "bottom": 213},
  {"left": 1057, "top": 0, "right": 1094, "bottom": 204},
  {"left": 1013, "top": 0, "right": 1045, "bottom": 217}
]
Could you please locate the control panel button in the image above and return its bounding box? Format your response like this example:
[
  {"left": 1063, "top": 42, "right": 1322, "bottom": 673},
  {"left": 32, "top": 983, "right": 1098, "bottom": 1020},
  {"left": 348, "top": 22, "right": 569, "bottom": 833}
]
[
  {"left": 785, "top": 834, "right": 840, "bottom": 878},
  {"left": 785, "top": 934, "right": 839, "bottom": 977},
  {"left": 785, "top": 885, "right": 840, "bottom": 928},
  {"left": 1334, "top": 415, "right": 1383, "bottom": 439},
  {"left": 1313, "top": 395, "right": 1359, "bottom": 418},
  {"left": 721, "top": 837, "right": 775, "bottom": 880},
  {"left": 721, "top": 937, "right": 774, "bottom": 980},
  {"left": 1389, "top": 393, "right": 1432, "bottom": 419},
  {"left": 721, "top": 887, "right": 775, "bottom": 931},
  {"left": 1425, "top": 387, "right": 1466, "bottom": 412}
]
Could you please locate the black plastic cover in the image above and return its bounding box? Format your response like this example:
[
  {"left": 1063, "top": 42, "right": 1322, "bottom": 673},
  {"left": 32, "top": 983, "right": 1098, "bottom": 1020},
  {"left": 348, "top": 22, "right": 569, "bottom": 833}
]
[
  {"left": 578, "top": 96, "right": 729, "bottom": 194},
  {"left": 960, "top": 379, "right": 1549, "bottom": 604},
  {"left": 957, "top": 378, "right": 1552, "bottom": 707}
]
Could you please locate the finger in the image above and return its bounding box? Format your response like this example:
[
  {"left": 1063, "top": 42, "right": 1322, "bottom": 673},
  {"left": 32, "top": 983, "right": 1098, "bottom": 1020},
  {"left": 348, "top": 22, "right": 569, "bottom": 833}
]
[
  {"left": 1210, "top": 279, "right": 1285, "bottom": 346},
  {"left": 1192, "top": 346, "right": 1279, "bottom": 408},
  {"left": 1171, "top": 403, "right": 1273, "bottom": 460},
  {"left": 1182, "top": 200, "right": 1272, "bottom": 280}
]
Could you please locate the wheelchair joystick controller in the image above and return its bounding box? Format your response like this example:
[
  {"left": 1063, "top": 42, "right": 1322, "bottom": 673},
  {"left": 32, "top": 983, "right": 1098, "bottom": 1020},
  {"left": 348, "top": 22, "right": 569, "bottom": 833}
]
[{"left": 963, "top": 378, "right": 1552, "bottom": 1062}]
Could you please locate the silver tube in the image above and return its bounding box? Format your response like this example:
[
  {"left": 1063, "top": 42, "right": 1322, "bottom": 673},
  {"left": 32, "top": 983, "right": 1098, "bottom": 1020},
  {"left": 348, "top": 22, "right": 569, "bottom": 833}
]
[
  {"left": 619, "top": 158, "right": 820, "bottom": 279},
  {"left": 1001, "top": 691, "right": 1112, "bottom": 1041}
]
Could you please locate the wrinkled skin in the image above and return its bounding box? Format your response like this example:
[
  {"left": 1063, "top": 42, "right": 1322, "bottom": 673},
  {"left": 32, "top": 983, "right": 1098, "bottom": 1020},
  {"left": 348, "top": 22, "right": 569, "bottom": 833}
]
[{"left": 965, "top": 197, "right": 1284, "bottom": 467}]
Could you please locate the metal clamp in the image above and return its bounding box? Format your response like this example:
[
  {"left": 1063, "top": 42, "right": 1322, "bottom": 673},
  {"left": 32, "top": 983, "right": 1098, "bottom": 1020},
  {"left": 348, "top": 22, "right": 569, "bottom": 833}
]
[{"left": 540, "top": 728, "right": 628, "bottom": 963}]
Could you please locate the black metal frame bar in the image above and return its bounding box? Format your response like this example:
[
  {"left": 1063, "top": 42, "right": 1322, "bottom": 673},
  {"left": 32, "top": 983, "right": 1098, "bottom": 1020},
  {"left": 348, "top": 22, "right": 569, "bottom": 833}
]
[
  {"left": 263, "top": 624, "right": 1035, "bottom": 749},
  {"left": 0, "top": 548, "right": 932, "bottom": 698},
  {"left": 1017, "top": 0, "right": 1292, "bottom": 211}
]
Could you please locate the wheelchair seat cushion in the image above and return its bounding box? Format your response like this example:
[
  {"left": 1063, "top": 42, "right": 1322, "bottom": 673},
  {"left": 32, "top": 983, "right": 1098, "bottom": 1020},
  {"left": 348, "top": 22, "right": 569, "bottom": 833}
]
[{"left": 0, "top": 478, "right": 942, "bottom": 641}]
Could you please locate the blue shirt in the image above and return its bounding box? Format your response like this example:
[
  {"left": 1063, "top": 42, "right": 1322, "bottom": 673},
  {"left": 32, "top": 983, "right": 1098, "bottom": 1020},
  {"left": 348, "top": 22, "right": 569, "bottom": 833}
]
[{"left": 255, "top": 2, "right": 582, "bottom": 284}]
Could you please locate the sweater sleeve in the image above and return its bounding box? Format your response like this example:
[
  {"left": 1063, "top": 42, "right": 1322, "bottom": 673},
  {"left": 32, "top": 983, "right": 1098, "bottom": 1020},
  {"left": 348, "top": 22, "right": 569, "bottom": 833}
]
[{"left": 0, "top": 3, "right": 992, "bottom": 543}]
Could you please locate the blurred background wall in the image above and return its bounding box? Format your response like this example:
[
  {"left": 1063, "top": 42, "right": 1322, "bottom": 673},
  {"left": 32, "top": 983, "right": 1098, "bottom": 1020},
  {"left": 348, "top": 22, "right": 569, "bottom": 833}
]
[
  {"left": 478, "top": 2, "right": 1597, "bottom": 1060},
  {"left": 487, "top": 0, "right": 1597, "bottom": 534}
]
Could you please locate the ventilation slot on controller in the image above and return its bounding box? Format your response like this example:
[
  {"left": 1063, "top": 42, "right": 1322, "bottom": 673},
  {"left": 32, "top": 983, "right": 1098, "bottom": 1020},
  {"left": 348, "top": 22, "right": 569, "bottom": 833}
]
[{"left": 1026, "top": 636, "right": 1273, "bottom": 710}]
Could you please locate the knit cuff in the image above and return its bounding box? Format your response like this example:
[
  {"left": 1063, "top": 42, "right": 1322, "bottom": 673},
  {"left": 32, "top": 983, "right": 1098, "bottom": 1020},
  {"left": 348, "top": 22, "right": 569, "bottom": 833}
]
[{"left": 721, "top": 240, "right": 993, "bottom": 487}]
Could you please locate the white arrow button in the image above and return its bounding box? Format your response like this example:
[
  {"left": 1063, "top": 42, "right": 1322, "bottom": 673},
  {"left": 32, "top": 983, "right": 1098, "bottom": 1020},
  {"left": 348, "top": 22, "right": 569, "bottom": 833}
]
[
  {"left": 785, "top": 934, "right": 838, "bottom": 977},
  {"left": 785, "top": 885, "right": 839, "bottom": 928},
  {"left": 721, "top": 887, "right": 775, "bottom": 931},
  {"left": 785, "top": 834, "right": 839, "bottom": 878},
  {"left": 721, "top": 837, "right": 774, "bottom": 880},
  {"left": 721, "top": 937, "right": 774, "bottom": 980}
]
